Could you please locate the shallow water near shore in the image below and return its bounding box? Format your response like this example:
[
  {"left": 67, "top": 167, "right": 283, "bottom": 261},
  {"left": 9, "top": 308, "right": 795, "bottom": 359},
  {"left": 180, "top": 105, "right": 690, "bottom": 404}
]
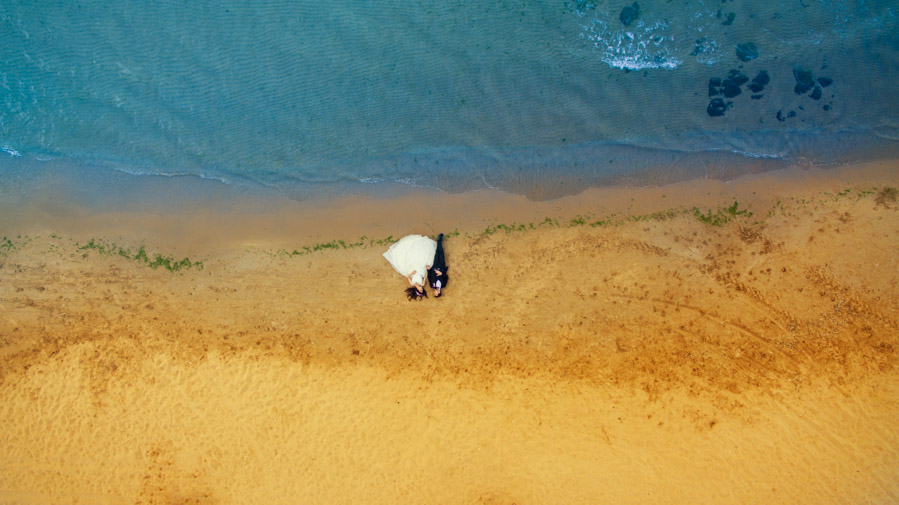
[{"left": 2, "top": 0, "right": 899, "bottom": 199}]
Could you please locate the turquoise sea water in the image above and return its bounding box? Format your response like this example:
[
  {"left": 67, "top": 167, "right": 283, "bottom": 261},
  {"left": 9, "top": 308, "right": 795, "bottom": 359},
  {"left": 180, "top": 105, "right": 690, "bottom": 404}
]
[{"left": 1, "top": 0, "right": 898, "bottom": 202}]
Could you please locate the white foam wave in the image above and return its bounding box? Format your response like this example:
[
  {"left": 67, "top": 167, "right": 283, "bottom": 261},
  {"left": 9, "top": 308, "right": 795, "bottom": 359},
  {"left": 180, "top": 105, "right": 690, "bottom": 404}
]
[
  {"left": 1, "top": 147, "right": 22, "bottom": 157},
  {"left": 101, "top": 162, "right": 234, "bottom": 187},
  {"left": 726, "top": 149, "right": 785, "bottom": 160},
  {"left": 873, "top": 131, "right": 899, "bottom": 142},
  {"left": 583, "top": 18, "right": 681, "bottom": 70}
]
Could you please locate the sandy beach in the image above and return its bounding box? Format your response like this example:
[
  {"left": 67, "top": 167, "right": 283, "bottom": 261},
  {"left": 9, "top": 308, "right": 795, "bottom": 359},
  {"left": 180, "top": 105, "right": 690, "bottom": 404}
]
[{"left": 1, "top": 161, "right": 898, "bottom": 504}]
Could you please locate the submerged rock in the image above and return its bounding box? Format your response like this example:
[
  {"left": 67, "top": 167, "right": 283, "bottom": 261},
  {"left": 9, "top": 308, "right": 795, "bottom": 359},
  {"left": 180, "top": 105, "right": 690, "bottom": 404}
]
[
  {"left": 722, "top": 12, "right": 736, "bottom": 25},
  {"left": 793, "top": 67, "right": 833, "bottom": 100},
  {"left": 793, "top": 67, "right": 815, "bottom": 95},
  {"left": 691, "top": 37, "right": 708, "bottom": 57},
  {"left": 619, "top": 2, "right": 640, "bottom": 26},
  {"left": 776, "top": 109, "right": 797, "bottom": 122},
  {"left": 722, "top": 80, "right": 742, "bottom": 98},
  {"left": 721, "top": 69, "right": 748, "bottom": 97},
  {"left": 748, "top": 70, "right": 770, "bottom": 93},
  {"left": 735, "top": 43, "right": 758, "bottom": 62},
  {"left": 726, "top": 69, "right": 749, "bottom": 87},
  {"left": 707, "top": 98, "right": 731, "bottom": 117},
  {"left": 705, "top": 68, "right": 764, "bottom": 115}
]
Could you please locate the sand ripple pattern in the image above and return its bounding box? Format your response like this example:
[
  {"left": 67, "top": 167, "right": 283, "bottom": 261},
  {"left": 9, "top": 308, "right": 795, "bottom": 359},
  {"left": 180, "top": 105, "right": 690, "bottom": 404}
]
[{"left": 1, "top": 182, "right": 898, "bottom": 503}]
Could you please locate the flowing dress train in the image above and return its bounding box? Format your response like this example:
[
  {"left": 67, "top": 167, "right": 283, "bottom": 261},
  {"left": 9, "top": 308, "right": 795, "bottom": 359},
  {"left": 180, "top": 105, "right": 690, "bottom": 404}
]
[{"left": 382, "top": 234, "right": 437, "bottom": 286}]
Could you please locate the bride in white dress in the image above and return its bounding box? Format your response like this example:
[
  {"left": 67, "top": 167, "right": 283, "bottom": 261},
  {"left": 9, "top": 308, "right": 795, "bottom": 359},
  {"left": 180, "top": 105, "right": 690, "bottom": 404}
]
[{"left": 382, "top": 234, "right": 437, "bottom": 300}]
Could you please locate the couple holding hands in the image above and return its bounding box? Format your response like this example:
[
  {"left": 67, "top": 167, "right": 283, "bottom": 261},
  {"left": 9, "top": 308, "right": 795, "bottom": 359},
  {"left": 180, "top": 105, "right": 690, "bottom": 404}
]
[{"left": 382, "top": 233, "right": 449, "bottom": 300}]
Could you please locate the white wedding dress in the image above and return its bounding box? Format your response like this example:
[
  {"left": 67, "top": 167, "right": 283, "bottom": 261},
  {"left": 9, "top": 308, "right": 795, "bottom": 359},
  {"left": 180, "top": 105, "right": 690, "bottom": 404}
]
[{"left": 383, "top": 234, "right": 437, "bottom": 286}]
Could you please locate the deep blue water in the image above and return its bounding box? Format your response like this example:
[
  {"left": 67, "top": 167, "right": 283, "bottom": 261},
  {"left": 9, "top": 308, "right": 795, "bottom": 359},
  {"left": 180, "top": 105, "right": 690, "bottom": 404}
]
[{"left": 1, "top": 0, "right": 898, "bottom": 201}]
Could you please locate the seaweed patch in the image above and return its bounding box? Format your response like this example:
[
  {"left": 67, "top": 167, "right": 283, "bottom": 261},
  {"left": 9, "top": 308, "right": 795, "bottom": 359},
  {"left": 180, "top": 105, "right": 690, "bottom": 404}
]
[{"left": 76, "top": 239, "right": 204, "bottom": 272}]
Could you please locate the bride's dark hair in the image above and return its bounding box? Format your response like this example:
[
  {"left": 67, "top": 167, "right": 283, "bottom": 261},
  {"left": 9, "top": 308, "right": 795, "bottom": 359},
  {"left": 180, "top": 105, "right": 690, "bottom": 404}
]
[{"left": 405, "top": 286, "right": 427, "bottom": 301}]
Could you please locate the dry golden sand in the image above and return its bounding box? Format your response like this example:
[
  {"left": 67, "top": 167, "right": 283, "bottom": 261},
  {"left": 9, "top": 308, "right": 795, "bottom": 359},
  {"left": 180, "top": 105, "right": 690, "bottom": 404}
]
[{"left": 1, "top": 162, "right": 898, "bottom": 504}]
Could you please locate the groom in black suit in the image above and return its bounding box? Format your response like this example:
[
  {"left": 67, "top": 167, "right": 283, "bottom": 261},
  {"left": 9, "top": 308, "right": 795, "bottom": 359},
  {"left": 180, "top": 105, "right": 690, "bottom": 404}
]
[{"left": 427, "top": 234, "right": 449, "bottom": 297}]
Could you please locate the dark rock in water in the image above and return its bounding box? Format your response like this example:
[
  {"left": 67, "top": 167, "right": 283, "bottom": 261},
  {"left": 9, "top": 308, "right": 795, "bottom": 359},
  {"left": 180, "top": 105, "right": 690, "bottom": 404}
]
[
  {"left": 722, "top": 12, "right": 736, "bottom": 25},
  {"left": 776, "top": 109, "right": 798, "bottom": 122},
  {"left": 721, "top": 69, "right": 748, "bottom": 97},
  {"left": 619, "top": 2, "right": 640, "bottom": 26},
  {"left": 735, "top": 43, "right": 758, "bottom": 62},
  {"left": 823, "top": 104, "right": 831, "bottom": 111},
  {"left": 691, "top": 38, "right": 707, "bottom": 56},
  {"left": 705, "top": 68, "right": 763, "bottom": 112},
  {"left": 792, "top": 68, "right": 831, "bottom": 99},
  {"left": 750, "top": 70, "right": 770, "bottom": 90},
  {"left": 722, "top": 80, "right": 742, "bottom": 98},
  {"left": 793, "top": 67, "right": 815, "bottom": 95},
  {"left": 726, "top": 69, "right": 749, "bottom": 86},
  {"left": 707, "top": 98, "right": 731, "bottom": 117}
]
